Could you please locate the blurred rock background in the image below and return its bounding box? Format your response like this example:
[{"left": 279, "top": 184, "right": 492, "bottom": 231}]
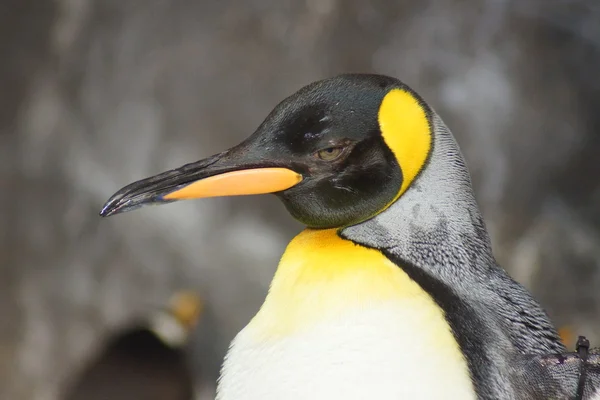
[{"left": 1, "top": 0, "right": 599, "bottom": 399}]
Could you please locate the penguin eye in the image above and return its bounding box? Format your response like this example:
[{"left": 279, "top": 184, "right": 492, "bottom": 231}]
[{"left": 315, "top": 146, "right": 345, "bottom": 161}]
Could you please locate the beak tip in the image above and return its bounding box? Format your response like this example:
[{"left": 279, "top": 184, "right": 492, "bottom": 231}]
[
  {"left": 99, "top": 204, "right": 115, "bottom": 217},
  {"left": 99, "top": 196, "right": 125, "bottom": 218},
  {"left": 99, "top": 194, "right": 158, "bottom": 218}
]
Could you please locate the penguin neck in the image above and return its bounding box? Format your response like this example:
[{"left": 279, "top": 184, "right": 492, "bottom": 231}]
[
  {"left": 246, "top": 227, "right": 451, "bottom": 341},
  {"left": 342, "top": 114, "right": 495, "bottom": 275}
]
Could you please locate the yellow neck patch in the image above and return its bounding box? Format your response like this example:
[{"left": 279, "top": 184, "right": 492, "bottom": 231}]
[
  {"left": 246, "top": 228, "right": 447, "bottom": 340},
  {"left": 378, "top": 88, "right": 432, "bottom": 201}
]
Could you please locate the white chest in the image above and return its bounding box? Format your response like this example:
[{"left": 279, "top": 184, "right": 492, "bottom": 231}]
[{"left": 216, "top": 304, "right": 476, "bottom": 400}]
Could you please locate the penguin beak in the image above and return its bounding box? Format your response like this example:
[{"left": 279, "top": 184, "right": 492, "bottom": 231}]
[{"left": 99, "top": 142, "right": 303, "bottom": 217}]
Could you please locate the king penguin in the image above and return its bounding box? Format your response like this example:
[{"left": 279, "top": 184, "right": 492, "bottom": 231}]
[
  {"left": 99, "top": 74, "right": 571, "bottom": 399},
  {"left": 63, "top": 291, "right": 203, "bottom": 400}
]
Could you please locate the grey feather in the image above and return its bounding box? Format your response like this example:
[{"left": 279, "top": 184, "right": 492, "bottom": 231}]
[{"left": 510, "top": 347, "right": 600, "bottom": 399}]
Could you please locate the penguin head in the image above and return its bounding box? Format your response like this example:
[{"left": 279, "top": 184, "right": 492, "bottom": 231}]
[
  {"left": 149, "top": 290, "right": 204, "bottom": 348},
  {"left": 100, "top": 74, "right": 433, "bottom": 229}
]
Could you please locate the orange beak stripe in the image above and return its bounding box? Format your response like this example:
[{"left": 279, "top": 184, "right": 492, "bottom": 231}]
[{"left": 163, "top": 167, "right": 302, "bottom": 200}]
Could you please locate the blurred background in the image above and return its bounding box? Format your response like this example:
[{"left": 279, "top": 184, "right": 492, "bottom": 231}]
[{"left": 2, "top": 0, "right": 600, "bottom": 399}]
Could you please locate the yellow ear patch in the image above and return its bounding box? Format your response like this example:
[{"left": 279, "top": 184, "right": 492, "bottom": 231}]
[
  {"left": 169, "top": 290, "right": 204, "bottom": 329},
  {"left": 378, "top": 88, "right": 432, "bottom": 200}
]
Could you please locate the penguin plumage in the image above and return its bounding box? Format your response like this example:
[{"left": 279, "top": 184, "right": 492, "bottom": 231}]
[
  {"left": 62, "top": 291, "right": 203, "bottom": 400},
  {"left": 99, "top": 74, "right": 599, "bottom": 399}
]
